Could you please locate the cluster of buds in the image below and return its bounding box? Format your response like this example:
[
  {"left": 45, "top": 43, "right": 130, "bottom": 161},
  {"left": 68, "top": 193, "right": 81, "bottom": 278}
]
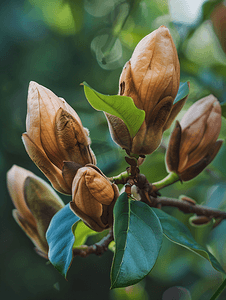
[
  {"left": 7, "top": 25, "right": 223, "bottom": 259},
  {"left": 8, "top": 81, "right": 119, "bottom": 253}
]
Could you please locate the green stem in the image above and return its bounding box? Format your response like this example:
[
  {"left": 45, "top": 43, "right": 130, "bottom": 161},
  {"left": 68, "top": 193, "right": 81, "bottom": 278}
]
[
  {"left": 125, "top": 152, "right": 139, "bottom": 160},
  {"left": 152, "top": 172, "right": 180, "bottom": 191},
  {"left": 210, "top": 277, "right": 226, "bottom": 300},
  {"left": 110, "top": 171, "right": 129, "bottom": 183},
  {"left": 101, "top": 0, "right": 134, "bottom": 56}
]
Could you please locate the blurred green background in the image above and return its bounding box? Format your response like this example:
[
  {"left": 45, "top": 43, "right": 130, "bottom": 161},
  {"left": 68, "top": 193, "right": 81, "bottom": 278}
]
[{"left": 1, "top": 0, "right": 226, "bottom": 299}]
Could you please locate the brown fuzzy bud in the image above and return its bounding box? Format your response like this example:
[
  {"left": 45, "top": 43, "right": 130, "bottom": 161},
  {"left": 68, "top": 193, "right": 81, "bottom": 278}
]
[
  {"left": 22, "top": 81, "right": 96, "bottom": 194},
  {"left": 70, "top": 166, "right": 119, "bottom": 232},
  {"left": 166, "top": 95, "right": 223, "bottom": 181},
  {"left": 106, "top": 25, "right": 187, "bottom": 155},
  {"left": 7, "top": 165, "right": 65, "bottom": 258}
]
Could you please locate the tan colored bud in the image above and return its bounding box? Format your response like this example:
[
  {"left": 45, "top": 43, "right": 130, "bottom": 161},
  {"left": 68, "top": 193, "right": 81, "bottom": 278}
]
[
  {"left": 106, "top": 25, "right": 186, "bottom": 155},
  {"left": 190, "top": 216, "right": 211, "bottom": 225},
  {"left": 70, "top": 165, "right": 119, "bottom": 232},
  {"left": 7, "top": 165, "right": 64, "bottom": 258},
  {"left": 179, "top": 195, "right": 196, "bottom": 205},
  {"left": 166, "top": 95, "right": 223, "bottom": 181},
  {"left": 22, "top": 81, "right": 96, "bottom": 194}
]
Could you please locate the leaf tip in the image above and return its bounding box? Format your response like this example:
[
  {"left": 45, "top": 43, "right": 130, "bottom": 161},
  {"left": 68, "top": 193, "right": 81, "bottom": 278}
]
[{"left": 110, "top": 280, "right": 118, "bottom": 290}]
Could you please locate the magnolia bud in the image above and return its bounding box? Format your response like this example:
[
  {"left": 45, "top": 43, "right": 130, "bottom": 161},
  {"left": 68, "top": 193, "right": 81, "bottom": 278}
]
[
  {"left": 166, "top": 95, "right": 223, "bottom": 181},
  {"left": 7, "top": 165, "right": 65, "bottom": 258},
  {"left": 22, "top": 81, "right": 96, "bottom": 194},
  {"left": 70, "top": 165, "right": 119, "bottom": 232},
  {"left": 106, "top": 25, "right": 187, "bottom": 155}
]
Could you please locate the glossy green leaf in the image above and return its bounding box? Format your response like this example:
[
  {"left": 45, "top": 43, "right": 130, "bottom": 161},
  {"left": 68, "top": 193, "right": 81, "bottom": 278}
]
[
  {"left": 46, "top": 204, "right": 79, "bottom": 278},
  {"left": 111, "top": 193, "right": 163, "bottom": 289},
  {"left": 152, "top": 208, "right": 225, "bottom": 274},
  {"left": 72, "top": 220, "right": 98, "bottom": 248},
  {"left": 83, "top": 82, "right": 145, "bottom": 137},
  {"left": 173, "top": 81, "right": 190, "bottom": 105}
]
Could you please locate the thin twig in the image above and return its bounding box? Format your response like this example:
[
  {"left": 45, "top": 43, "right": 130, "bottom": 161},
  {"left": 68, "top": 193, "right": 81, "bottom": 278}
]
[
  {"left": 73, "top": 228, "right": 114, "bottom": 258},
  {"left": 141, "top": 194, "right": 226, "bottom": 220},
  {"left": 113, "top": 170, "right": 226, "bottom": 222},
  {"left": 132, "top": 173, "right": 226, "bottom": 221}
]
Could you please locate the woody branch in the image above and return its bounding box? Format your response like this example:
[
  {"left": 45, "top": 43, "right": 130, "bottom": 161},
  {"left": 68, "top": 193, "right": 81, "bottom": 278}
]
[{"left": 112, "top": 172, "right": 226, "bottom": 221}]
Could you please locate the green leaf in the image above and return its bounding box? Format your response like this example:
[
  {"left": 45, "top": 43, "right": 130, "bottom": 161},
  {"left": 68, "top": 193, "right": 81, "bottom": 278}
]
[
  {"left": 173, "top": 82, "right": 190, "bottom": 105},
  {"left": 211, "top": 123, "right": 226, "bottom": 178},
  {"left": 82, "top": 82, "right": 145, "bottom": 138},
  {"left": 152, "top": 208, "right": 225, "bottom": 274},
  {"left": 210, "top": 277, "right": 226, "bottom": 300},
  {"left": 108, "top": 241, "right": 116, "bottom": 253},
  {"left": 111, "top": 193, "right": 163, "bottom": 289},
  {"left": 221, "top": 102, "right": 226, "bottom": 119},
  {"left": 72, "top": 220, "right": 98, "bottom": 248},
  {"left": 46, "top": 204, "right": 79, "bottom": 278}
]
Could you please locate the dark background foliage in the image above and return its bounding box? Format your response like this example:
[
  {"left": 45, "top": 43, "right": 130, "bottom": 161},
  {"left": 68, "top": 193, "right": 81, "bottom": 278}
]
[{"left": 1, "top": 0, "right": 226, "bottom": 299}]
